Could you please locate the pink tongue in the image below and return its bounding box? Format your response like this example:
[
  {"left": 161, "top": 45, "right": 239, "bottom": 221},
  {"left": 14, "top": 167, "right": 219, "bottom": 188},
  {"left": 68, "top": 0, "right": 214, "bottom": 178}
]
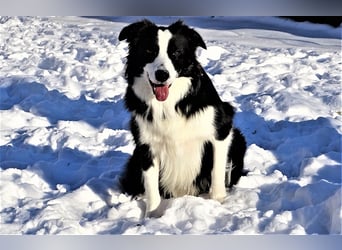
[{"left": 154, "top": 85, "right": 169, "bottom": 101}]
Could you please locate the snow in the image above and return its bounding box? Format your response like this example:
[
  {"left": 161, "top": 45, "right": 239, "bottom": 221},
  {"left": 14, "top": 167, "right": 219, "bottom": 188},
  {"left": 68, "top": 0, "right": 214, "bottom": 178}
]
[{"left": 0, "top": 16, "right": 341, "bottom": 235}]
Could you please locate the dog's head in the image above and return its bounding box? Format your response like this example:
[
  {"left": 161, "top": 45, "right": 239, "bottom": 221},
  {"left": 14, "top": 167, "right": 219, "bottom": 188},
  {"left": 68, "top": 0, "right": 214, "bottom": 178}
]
[{"left": 119, "top": 20, "right": 206, "bottom": 102}]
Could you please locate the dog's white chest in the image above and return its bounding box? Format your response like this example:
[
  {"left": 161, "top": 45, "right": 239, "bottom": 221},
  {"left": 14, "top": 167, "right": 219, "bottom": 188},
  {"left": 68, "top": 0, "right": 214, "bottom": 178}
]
[{"left": 136, "top": 105, "right": 216, "bottom": 197}]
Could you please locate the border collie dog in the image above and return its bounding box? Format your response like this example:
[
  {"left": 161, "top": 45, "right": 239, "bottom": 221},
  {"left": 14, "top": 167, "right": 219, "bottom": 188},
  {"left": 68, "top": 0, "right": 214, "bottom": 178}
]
[{"left": 119, "top": 20, "right": 246, "bottom": 216}]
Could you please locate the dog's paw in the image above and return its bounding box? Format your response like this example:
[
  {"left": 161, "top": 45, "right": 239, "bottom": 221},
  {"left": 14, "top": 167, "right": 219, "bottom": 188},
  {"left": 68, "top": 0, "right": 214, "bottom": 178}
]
[
  {"left": 145, "top": 208, "right": 164, "bottom": 218},
  {"left": 144, "top": 199, "right": 170, "bottom": 218},
  {"left": 209, "top": 190, "right": 227, "bottom": 203}
]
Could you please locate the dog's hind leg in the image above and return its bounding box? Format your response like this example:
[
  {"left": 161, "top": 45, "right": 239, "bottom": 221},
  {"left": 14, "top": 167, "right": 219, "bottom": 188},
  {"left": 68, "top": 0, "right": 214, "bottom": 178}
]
[{"left": 227, "top": 128, "right": 247, "bottom": 187}]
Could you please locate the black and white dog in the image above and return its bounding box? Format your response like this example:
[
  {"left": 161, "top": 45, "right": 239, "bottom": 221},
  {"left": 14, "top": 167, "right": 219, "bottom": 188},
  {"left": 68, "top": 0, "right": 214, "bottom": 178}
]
[{"left": 119, "top": 20, "right": 246, "bottom": 216}]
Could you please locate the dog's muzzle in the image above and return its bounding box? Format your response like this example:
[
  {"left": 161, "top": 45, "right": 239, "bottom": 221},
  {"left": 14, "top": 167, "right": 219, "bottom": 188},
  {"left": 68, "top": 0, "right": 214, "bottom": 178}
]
[{"left": 149, "top": 70, "right": 172, "bottom": 102}]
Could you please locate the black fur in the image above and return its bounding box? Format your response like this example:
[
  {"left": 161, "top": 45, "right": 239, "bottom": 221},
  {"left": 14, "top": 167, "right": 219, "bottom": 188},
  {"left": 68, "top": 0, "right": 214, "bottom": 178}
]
[
  {"left": 120, "top": 144, "right": 151, "bottom": 196},
  {"left": 228, "top": 129, "right": 248, "bottom": 187},
  {"left": 119, "top": 20, "right": 247, "bottom": 200},
  {"left": 195, "top": 141, "right": 214, "bottom": 193}
]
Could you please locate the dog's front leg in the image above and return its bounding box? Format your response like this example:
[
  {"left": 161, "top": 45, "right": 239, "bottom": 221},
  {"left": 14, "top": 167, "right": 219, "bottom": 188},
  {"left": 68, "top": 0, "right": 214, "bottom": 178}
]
[
  {"left": 210, "top": 136, "right": 232, "bottom": 202},
  {"left": 143, "top": 162, "right": 161, "bottom": 217}
]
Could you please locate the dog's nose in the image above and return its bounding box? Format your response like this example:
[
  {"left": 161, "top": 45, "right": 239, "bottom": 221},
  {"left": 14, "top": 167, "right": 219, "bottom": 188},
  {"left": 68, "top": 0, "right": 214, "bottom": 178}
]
[{"left": 155, "top": 69, "right": 170, "bottom": 82}]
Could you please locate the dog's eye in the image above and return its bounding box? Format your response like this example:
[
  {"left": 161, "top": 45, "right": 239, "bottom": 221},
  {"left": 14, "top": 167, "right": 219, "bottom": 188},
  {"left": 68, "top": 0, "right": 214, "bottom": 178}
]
[
  {"left": 172, "top": 49, "right": 182, "bottom": 58},
  {"left": 145, "top": 49, "right": 156, "bottom": 56},
  {"left": 144, "top": 49, "right": 158, "bottom": 59},
  {"left": 146, "top": 49, "right": 153, "bottom": 54}
]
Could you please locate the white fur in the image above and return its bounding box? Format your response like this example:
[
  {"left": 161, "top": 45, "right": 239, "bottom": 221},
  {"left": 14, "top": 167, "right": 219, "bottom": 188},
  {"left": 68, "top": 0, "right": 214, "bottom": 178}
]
[
  {"left": 143, "top": 161, "right": 161, "bottom": 215},
  {"left": 144, "top": 30, "right": 178, "bottom": 85},
  {"left": 210, "top": 132, "right": 233, "bottom": 202},
  {"left": 136, "top": 104, "right": 217, "bottom": 197},
  {"left": 131, "top": 29, "right": 233, "bottom": 213}
]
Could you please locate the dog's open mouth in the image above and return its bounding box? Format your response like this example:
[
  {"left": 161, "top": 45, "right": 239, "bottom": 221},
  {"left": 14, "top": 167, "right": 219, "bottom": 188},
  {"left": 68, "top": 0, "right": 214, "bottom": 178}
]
[{"left": 149, "top": 79, "right": 171, "bottom": 102}]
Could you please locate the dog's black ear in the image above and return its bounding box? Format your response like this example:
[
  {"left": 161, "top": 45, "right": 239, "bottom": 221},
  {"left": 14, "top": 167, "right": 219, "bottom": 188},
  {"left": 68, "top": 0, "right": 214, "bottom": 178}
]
[
  {"left": 169, "top": 20, "right": 207, "bottom": 50},
  {"left": 119, "top": 19, "right": 155, "bottom": 42},
  {"left": 190, "top": 29, "right": 207, "bottom": 50}
]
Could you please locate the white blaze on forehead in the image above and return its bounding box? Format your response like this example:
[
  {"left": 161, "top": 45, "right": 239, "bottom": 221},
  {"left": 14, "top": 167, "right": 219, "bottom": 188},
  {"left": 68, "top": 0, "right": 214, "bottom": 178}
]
[
  {"left": 157, "top": 29, "right": 172, "bottom": 58},
  {"left": 145, "top": 29, "right": 177, "bottom": 84}
]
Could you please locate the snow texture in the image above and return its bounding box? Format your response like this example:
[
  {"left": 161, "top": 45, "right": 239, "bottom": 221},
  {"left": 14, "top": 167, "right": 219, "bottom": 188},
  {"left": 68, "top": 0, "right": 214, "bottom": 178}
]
[{"left": 0, "top": 16, "right": 341, "bottom": 235}]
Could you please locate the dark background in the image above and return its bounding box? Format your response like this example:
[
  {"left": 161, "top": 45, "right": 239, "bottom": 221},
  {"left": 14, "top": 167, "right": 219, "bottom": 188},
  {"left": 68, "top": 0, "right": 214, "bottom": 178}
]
[{"left": 282, "top": 16, "right": 342, "bottom": 27}]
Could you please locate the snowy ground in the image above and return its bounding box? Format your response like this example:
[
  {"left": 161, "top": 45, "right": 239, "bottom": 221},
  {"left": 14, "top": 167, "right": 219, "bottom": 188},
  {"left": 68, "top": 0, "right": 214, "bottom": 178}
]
[{"left": 0, "top": 16, "right": 341, "bottom": 235}]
